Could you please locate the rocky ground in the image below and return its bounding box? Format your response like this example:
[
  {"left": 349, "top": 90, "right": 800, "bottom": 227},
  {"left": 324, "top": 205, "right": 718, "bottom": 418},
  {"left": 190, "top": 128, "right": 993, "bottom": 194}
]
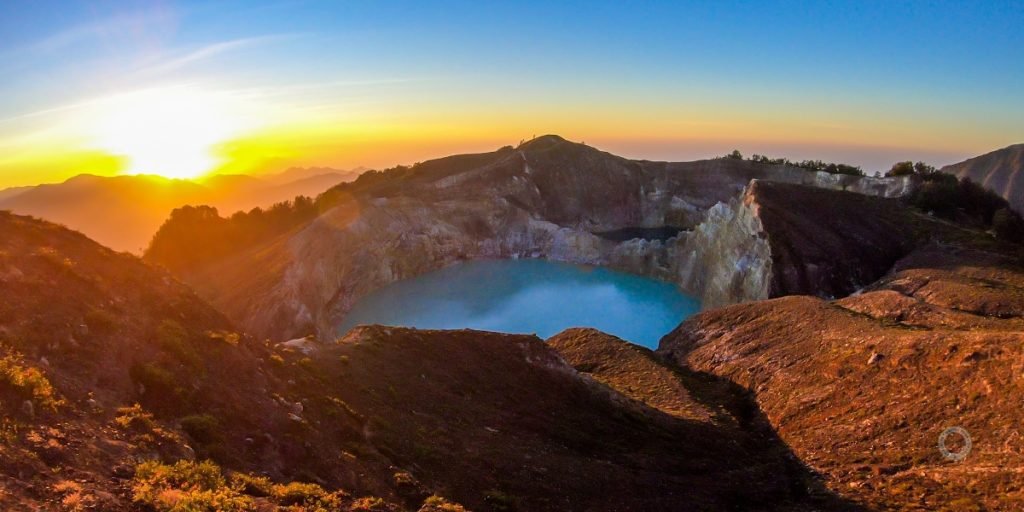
[
  {"left": 661, "top": 224, "right": 1024, "bottom": 510},
  {"left": 0, "top": 210, "right": 842, "bottom": 511}
]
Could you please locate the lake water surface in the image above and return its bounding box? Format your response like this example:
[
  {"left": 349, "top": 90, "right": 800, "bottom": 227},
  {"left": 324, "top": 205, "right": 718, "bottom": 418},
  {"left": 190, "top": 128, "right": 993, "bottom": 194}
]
[{"left": 337, "top": 259, "right": 700, "bottom": 348}]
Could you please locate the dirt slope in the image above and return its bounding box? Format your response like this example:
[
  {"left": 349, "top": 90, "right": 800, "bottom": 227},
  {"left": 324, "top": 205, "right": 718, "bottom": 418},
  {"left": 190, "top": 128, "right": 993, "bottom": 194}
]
[
  {"left": 1, "top": 211, "right": 856, "bottom": 511},
  {"left": 660, "top": 238, "right": 1024, "bottom": 511}
]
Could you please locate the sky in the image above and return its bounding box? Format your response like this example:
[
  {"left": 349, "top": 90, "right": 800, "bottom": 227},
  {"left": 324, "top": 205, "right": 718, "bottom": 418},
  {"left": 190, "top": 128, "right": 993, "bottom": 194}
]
[{"left": 0, "top": 0, "right": 1022, "bottom": 187}]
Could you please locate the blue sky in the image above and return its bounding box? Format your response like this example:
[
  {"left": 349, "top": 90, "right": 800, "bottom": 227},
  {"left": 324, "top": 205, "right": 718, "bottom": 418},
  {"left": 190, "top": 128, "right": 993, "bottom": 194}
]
[{"left": 0, "top": 0, "right": 1022, "bottom": 185}]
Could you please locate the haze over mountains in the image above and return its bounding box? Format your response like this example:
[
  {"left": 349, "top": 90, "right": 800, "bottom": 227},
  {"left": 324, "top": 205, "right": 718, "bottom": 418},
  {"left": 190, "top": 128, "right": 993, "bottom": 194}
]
[
  {"left": 0, "top": 167, "right": 362, "bottom": 252},
  {"left": 2, "top": 138, "right": 1020, "bottom": 258}
]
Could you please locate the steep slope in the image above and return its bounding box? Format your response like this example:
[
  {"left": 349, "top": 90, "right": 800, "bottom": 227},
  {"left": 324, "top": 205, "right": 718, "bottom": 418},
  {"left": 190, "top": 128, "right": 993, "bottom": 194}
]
[
  {"left": 548, "top": 328, "right": 727, "bottom": 422},
  {"left": 154, "top": 135, "right": 914, "bottom": 341},
  {"left": 0, "top": 171, "right": 356, "bottom": 253},
  {"left": 660, "top": 212, "right": 1024, "bottom": 510},
  {"left": 0, "top": 212, "right": 415, "bottom": 510},
  {"left": 941, "top": 143, "right": 1024, "bottom": 214},
  {"left": 677, "top": 180, "right": 956, "bottom": 308},
  {"left": 1, "top": 211, "right": 854, "bottom": 511},
  {"left": 296, "top": 325, "right": 849, "bottom": 511}
]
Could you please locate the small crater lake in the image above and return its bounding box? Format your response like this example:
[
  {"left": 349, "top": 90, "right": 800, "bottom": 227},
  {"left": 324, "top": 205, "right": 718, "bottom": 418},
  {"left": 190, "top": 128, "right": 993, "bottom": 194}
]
[{"left": 337, "top": 259, "right": 700, "bottom": 349}]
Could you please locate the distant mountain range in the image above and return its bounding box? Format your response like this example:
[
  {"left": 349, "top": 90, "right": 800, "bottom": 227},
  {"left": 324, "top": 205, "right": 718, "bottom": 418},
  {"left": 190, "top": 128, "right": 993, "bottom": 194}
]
[
  {"left": 0, "top": 167, "right": 362, "bottom": 253},
  {"left": 942, "top": 143, "right": 1024, "bottom": 213}
]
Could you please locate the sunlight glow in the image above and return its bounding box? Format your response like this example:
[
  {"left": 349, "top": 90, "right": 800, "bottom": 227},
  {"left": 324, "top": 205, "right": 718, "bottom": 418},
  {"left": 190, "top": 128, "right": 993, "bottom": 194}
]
[{"left": 84, "top": 87, "right": 250, "bottom": 179}]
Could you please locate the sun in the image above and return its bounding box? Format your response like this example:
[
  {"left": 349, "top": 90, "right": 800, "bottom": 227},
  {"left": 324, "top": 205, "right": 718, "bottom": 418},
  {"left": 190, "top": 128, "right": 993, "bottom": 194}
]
[{"left": 87, "top": 87, "right": 245, "bottom": 180}]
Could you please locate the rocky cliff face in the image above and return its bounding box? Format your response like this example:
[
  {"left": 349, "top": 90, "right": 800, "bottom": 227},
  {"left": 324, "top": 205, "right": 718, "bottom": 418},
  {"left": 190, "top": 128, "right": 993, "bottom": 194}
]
[
  {"left": 941, "top": 143, "right": 1024, "bottom": 213},
  {"left": 173, "top": 136, "right": 916, "bottom": 341},
  {"left": 676, "top": 180, "right": 938, "bottom": 308},
  {"left": 674, "top": 185, "right": 773, "bottom": 309}
]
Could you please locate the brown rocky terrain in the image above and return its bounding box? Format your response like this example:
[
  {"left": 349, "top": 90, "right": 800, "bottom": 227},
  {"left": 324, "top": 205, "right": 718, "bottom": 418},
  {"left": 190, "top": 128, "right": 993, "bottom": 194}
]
[
  {"left": 941, "top": 144, "right": 1024, "bottom": 214},
  {"left": 1, "top": 210, "right": 858, "bottom": 511},
  {"left": 147, "top": 135, "right": 915, "bottom": 342},
  {"left": 0, "top": 211, "right": 413, "bottom": 510},
  {"left": 302, "top": 325, "right": 850, "bottom": 511},
  {"left": 660, "top": 209, "right": 1024, "bottom": 510}
]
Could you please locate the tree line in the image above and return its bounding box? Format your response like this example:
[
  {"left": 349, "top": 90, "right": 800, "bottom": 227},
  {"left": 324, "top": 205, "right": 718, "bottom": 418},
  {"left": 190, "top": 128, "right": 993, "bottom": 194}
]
[
  {"left": 720, "top": 149, "right": 865, "bottom": 176},
  {"left": 883, "top": 160, "right": 1024, "bottom": 244}
]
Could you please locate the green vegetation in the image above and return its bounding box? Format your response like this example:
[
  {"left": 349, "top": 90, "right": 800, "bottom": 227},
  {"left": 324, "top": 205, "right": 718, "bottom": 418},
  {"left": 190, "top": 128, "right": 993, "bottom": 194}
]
[
  {"left": 483, "top": 489, "right": 517, "bottom": 511},
  {"left": 206, "top": 330, "right": 240, "bottom": 346},
  {"left": 0, "top": 352, "right": 63, "bottom": 412},
  {"left": 157, "top": 319, "right": 201, "bottom": 367},
  {"left": 885, "top": 160, "right": 931, "bottom": 177},
  {"left": 180, "top": 414, "right": 221, "bottom": 445},
  {"left": 129, "top": 362, "right": 188, "bottom": 415},
  {"left": 994, "top": 208, "right": 1024, "bottom": 243},
  {"left": 420, "top": 495, "right": 468, "bottom": 512},
  {"left": 721, "top": 149, "right": 865, "bottom": 176},
  {"left": 144, "top": 197, "right": 319, "bottom": 274},
  {"left": 114, "top": 403, "right": 157, "bottom": 432},
  {"left": 132, "top": 460, "right": 254, "bottom": 511},
  {"left": 887, "top": 160, "right": 1024, "bottom": 243},
  {"left": 349, "top": 496, "right": 386, "bottom": 510},
  {"left": 83, "top": 308, "right": 118, "bottom": 334},
  {"left": 132, "top": 459, "right": 361, "bottom": 512},
  {"left": 274, "top": 481, "right": 345, "bottom": 508}
]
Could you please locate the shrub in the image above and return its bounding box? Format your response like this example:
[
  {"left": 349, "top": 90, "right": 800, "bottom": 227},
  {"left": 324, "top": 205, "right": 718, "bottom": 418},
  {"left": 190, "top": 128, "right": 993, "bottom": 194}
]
[
  {"left": 393, "top": 471, "right": 417, "bottom": 486},
  {"left": 275, "top": 481, "right": 331, "bottom": 506},
  {"left": 484, "top": 489, "right": 516, "bottom": 511},
  {"left": 180, "top": 414, "right": 221, "bottom": 445},
  {"left": 157, "top": 319, "right": 200, "bottom": 367},
  {"left": 228, "top": 472, "right": 274, "bottom": 498},
  {"left": 129, "top": 362, "right": 187, "bottom": 414},
  {"left": 145, "top": 199, "right": 318, "bottom": 274},
  {"left": 134, "top": 460, "right": 364, "bottom": 511},
  {"left": 994, "top": 208, "right": 1024, "bottom": 243},
  {"left": 886, "top": 162, "right": 1024, "bottom": 244},
  {"left": 206, "top": 330, "right": 240, "bottom": 346},
  {"left": 350, "top": 496, "right": 386, "bottom": 511},
  {"left": 0, "top": 353, "right": 63, "bottom": 411},
  {"left": 886, "top": 161, "right": 916, "bottom": 177},
  {"left": 909, "top": 177, "right": 1015, "bottom": 224},
  {"left": 131, "top": 460, "right": 254, "bottom": 512},
  {"left": 746, "top": 153, "right": 864, "bottom": 176},
  {"left": 115, "top": 403, "right": 156, "bottom": 432},
  {"left": 420, "top": 495, "right": 468, "bottom": 512},
  {"left": 272, "top": 481, "right": 351, "bottom": 510},
  {"left": 83, "top": 308, "right": 118, "bottom": 334}
]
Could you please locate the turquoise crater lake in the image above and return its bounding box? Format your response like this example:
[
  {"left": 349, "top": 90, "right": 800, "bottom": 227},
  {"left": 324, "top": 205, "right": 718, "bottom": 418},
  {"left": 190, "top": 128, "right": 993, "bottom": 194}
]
[{"left": 337, "top": 259, "right": 700, "bottom": 349}]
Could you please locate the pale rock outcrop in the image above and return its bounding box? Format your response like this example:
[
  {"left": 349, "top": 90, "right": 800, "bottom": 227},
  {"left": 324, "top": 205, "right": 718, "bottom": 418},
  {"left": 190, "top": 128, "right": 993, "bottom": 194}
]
[
  {"left": 675, "top": 180, "right": 932, "bottom": 308},
  {"left": 676, "top": 185, "right": 772, "bottom": 308}
]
